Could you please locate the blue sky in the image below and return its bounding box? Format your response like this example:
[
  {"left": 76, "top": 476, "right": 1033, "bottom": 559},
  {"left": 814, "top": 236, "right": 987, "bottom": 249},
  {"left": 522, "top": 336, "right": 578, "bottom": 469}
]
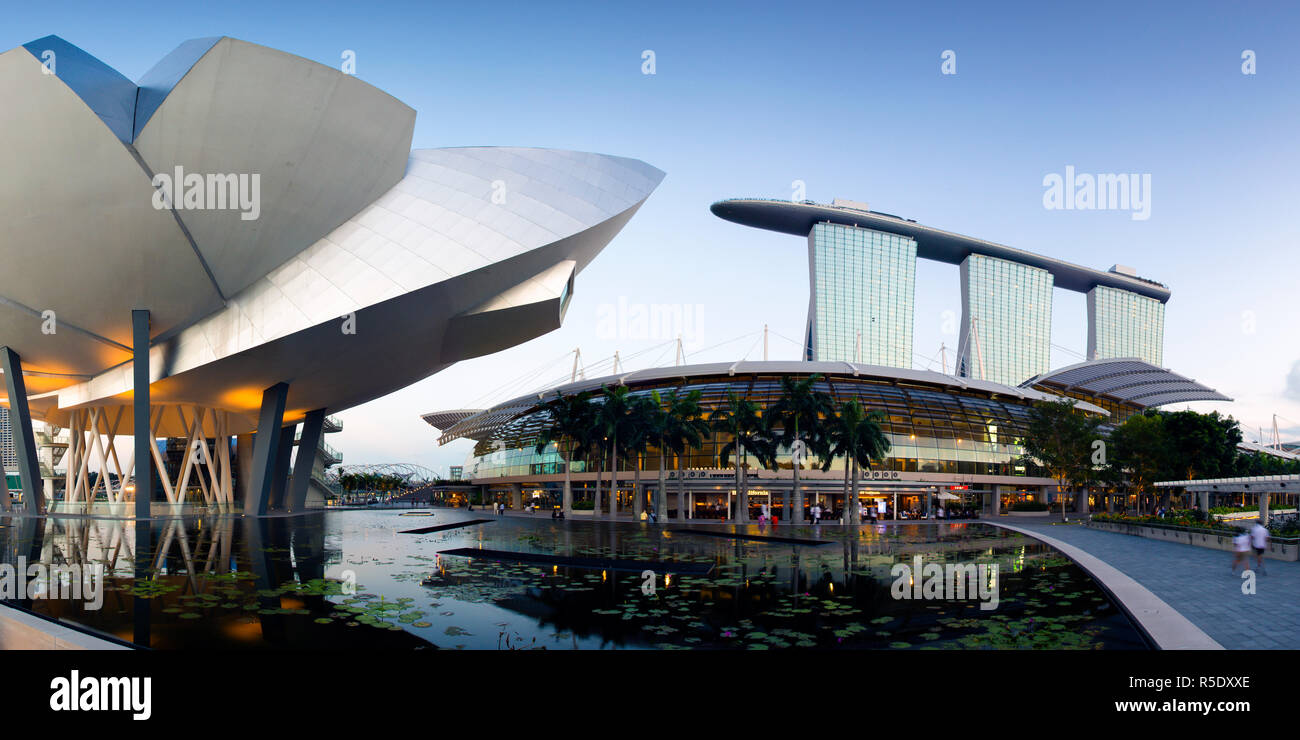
[{"left": 5, "top": 0, "right": 1299, "bottom": 472}]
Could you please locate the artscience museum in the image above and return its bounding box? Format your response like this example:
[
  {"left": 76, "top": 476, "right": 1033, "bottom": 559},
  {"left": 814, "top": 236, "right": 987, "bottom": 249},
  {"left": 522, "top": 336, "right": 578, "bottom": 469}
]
[{"left": 0, "top": 34, "right": 663, "bottom": 517}]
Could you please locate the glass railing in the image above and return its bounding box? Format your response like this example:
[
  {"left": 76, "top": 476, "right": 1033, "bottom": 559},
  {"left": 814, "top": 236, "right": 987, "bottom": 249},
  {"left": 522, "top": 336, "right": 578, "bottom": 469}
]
[
  {"left": 318, "top": 437, "right": 342, "bottom": 462},
  {"left": 290, "top": 427, "right": 342, "bottom": 462}
]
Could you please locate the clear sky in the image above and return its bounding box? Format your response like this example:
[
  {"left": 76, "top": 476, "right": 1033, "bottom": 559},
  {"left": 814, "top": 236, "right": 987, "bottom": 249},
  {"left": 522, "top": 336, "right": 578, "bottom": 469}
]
[{"left": 5, "top": 0, "right": 1299, "bottom": 473}]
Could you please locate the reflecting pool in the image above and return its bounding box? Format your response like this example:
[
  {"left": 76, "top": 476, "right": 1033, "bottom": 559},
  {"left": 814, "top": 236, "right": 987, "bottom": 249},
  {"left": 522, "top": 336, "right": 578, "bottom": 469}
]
[{"left": 0, "top": 510, "right": 1149, "bottom": 649}]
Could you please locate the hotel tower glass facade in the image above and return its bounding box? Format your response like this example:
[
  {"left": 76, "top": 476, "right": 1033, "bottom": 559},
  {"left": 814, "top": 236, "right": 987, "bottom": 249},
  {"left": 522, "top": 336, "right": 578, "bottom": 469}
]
[
  {"left": 958, "top": 254, "right": 1053, "bottom": 386},
  {"left": 804, "top": 222, "right": 917, "bottom": 366},
  {"left": 1087, "top": 285, "right": 1165, "bottom": 366}
]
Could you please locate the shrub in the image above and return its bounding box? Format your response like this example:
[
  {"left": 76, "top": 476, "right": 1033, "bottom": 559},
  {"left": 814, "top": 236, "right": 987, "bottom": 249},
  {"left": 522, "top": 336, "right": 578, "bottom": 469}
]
[
  {"left": 1210, "top": 504, "right": 1260, "bottom": 515},
  {"left": 1092, "top": 511, "right": 1237, "bottom": 535},
  {"left": 572, "top": 500, "right": 594, "bottom": 510}
]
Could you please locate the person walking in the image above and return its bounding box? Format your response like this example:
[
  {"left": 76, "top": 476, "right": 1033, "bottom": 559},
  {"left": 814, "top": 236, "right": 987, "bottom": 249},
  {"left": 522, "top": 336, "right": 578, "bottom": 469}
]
[
  {"left": 1251, "top": 517, "right": 1270, "bottom": 574},
  {"left": 1231, "top": 527, "right": 1250, "bottom": 573}
]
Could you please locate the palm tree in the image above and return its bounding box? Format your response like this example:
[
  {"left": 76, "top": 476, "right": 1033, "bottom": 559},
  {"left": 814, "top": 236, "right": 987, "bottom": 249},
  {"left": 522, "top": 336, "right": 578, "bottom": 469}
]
[
  {"left": 626, "top": 394, "right": 659, "bottom": 520},
  {"left": 534, "top": 389, "right": 596, "bottom": 516},
  {"left": 711, "top": 391, "right": 773, "bottom": 523},
  {"left": 651, "top": 388, "right": 710, "bottom": 521},
  {"left": 594, "top": 385, "right": 635, "bottom": 518},
  {"left": 767, "top": 374, "right": 834, "bottom": 524},
  {"left": 824, "top": 399, "right": 892, "bottom": 526}
]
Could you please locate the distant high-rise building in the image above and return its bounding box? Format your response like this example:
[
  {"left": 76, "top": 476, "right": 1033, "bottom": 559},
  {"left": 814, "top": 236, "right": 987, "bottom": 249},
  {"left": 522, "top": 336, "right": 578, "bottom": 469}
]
[
  {"left": 804, "top": 222, "right": 917, "bottom": 365},
  {"left": 0, "top": 407, "right": 17, "bottom": 473},
  {"left": 711, "top": 197, "right": 1170, "bottom": 382},
  {"left": 958, "top": 254, "right": 1054, "bottom": 387},
  {"left": 1087, "top": 284, "right": 1166, "bottom": 366}
]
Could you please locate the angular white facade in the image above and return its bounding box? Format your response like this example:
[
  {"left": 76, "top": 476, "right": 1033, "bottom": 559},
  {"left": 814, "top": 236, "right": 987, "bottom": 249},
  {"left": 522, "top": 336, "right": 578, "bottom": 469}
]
[{"left": 0, "top": 36, "right": 663, "bottom": 436}]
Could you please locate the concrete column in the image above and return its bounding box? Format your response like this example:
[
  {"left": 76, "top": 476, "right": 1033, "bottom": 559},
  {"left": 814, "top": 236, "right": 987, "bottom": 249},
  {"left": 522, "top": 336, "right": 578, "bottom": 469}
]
[
  {"left": 268, "top": 423, "right": 297, "bottom": 512},
  {"left": 131, "top": 310, "right": 152, "bottom": 519},
  {"left": 1079, "top": 486, "right": 1090, "bottom": 515},
  {"left": 287, "top": 409, "right": 325, "bottom": 512},
  {"left": 511, "top": 483, "right": 522, "bottom": 511},
  {"left": 991, "top": 485, "right": 1001, "bottom": 516},
  {"left": 235, "top": 434, "right": 254, "bottom": 505},
  {"left": 0, "top": 346, "right": 45, "bottom": 513},
  {"left": 1260, "top": 491, "right": 1271, "bottom": 524},
  {"left": 246, "top": 383, "right": 289, "bottom": 516}
]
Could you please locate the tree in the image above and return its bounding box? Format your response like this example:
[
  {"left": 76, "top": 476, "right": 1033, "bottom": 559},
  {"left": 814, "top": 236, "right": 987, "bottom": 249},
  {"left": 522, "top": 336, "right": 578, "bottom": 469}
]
[
  {"left": 824, "top": 399, "right": 891, "bottom": 526},
  {"left": 1107, "top": 411, "right": 1170, "bottom": 514},
  {"left": 648, "top": 388, "right": 710, "bottom": 521},
  {"left": 1161, "top": 410, "right": 1242, "bottom": 482},
  {"left": 711, "top": 391, "right": 775, "bottom": 523},
  {"left": 767, "top": 374, "right": 834, "bottom": 524},
  {"left": 594, "top": 385, "right": 636, "bottom": 518},
  {"left": 534, "top": 389, "right": 596, "bottom": 516},
  {"left": 626, "top": 394, "right": 659, "bottom": 520},
  {"left": 1020, "top": 398, "right": 1103, "bottom": 521}
]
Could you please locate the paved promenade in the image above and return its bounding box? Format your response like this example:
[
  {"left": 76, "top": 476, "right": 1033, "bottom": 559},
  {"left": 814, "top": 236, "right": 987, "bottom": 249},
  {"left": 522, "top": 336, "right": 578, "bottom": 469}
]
[{"left": 1001, "top": 519, "right": 1299, "bottom": 649}]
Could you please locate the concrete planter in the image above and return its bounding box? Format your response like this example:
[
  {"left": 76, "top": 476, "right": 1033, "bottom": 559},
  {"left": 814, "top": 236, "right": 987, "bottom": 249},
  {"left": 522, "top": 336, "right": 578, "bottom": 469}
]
[
  {"left": 1006, "top": 510, "right": 1051, "bottom": 517},
  {"left": 1088, "top": 521, "right": 1300, "bottom": 561}
]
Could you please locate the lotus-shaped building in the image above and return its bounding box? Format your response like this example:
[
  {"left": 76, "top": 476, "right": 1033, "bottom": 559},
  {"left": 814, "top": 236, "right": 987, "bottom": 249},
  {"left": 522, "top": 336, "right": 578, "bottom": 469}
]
[{"left": 0, "top": 35, "right": 663, "bottom": 515}]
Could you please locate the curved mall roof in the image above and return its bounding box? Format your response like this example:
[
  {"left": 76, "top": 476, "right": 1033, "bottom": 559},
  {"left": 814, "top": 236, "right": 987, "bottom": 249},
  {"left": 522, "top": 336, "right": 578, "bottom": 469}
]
[
  {"left": 710, "top": 198, "right": 1170, "bottom": 301},
  {"left": 423, "top": 359, "right": 1108, "bottom": 445},
  {"left": 0, "top": 36, "right": 664, "bottom": 434},
  {"left": 1020, "top": 357, "right": 1230, "bottom": 408}
]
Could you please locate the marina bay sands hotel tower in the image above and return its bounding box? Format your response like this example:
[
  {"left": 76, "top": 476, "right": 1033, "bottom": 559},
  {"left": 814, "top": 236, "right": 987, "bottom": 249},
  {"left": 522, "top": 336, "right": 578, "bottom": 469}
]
[{"left": 711, "top": 198, "right": 1168, "bottom": 387}]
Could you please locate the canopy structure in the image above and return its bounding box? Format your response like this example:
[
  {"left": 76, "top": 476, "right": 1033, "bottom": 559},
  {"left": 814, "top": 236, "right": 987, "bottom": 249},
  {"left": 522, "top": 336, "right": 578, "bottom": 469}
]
[
  {"left": 1020, "top": 358, "right": 1230, "bottom": 410},
  {"left": 1155, "top": 474, "right": 1300, "bottom": 492},
  {"left": 1237, "top": 440, "right": 1300, "bottom": 462}
]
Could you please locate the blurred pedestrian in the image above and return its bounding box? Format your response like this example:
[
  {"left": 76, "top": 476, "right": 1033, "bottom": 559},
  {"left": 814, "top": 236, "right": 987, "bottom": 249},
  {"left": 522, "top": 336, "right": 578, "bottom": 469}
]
[
  {"left": 1251, "top": 517, "right": 1270, "bottom": 574},
  {"left": 1231, "top": 527, "right": 1250, "bottom": 573}
]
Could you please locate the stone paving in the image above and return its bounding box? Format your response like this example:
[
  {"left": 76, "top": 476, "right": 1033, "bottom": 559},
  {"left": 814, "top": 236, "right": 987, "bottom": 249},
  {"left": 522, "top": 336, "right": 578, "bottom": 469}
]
[{"left": 1005, "top": 519, "right": 1299, "bottom": 649}]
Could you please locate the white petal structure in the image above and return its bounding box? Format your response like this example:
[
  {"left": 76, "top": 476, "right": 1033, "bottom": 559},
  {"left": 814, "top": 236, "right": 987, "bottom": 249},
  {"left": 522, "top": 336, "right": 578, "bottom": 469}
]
[{"left": 0, "top": 36, "right": 664, "bottom": 435}]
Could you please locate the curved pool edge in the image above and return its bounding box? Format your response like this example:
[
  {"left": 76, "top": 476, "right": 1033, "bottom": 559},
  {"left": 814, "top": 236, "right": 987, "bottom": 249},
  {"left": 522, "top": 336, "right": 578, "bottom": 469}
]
[
  {"left": 0, "top": 603, "right": 135, "bottom": 650},
  {"left": 987, "top": 521, "right": 1222, "bottom": 650}
]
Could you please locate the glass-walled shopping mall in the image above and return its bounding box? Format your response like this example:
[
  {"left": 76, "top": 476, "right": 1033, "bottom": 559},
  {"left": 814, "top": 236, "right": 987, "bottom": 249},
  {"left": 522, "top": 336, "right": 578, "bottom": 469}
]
[{"left": 426, "top": 362, "right": 1105, "bottom": 518}]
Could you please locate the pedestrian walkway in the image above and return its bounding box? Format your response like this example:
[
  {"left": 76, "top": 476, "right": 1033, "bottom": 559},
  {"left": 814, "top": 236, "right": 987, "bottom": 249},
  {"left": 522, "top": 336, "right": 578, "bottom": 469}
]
[{"left": 1000, "top": 519, "right": 1299, "bottom": 649}]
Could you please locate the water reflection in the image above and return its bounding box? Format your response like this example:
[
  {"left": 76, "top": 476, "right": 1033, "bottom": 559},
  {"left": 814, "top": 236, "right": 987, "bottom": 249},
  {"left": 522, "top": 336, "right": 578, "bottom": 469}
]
[
  {"left": 0, "top": 513, "right": 429, "bottom": 649},
  {"left": 0, "top": 511, "right": 1148, "bottom": 650}
]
